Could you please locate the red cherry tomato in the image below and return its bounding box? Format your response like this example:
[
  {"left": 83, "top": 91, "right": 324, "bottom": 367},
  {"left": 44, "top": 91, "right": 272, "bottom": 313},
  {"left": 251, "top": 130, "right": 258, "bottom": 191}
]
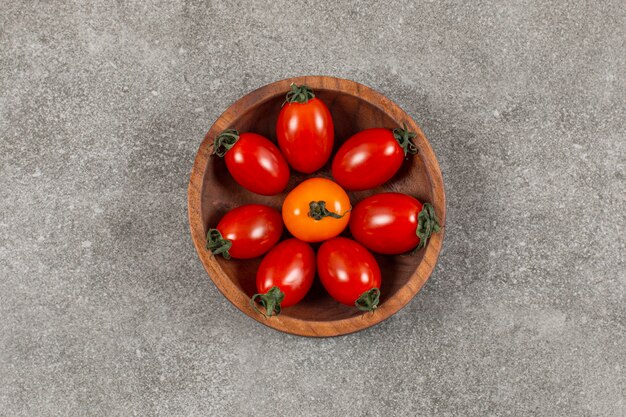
[
  {"left": 276, "top": 84, "right": 334, "bottom": 173},
  {"left": 206, "top": 204, "right": 283, "bottom": 259},
  {"left": 250, "top": 239, "right": 316, "bottom": 317},
  {"left": 213, "top": 129, "right": 289, "bottom": 195},
  {"left": 317, "top": 237, "right": 382, "bottom": 312},
  {"left": 349, "top": 193, "right": 441, "bottom": 255},
  {"left": 331, "top": 126, "right": 417, "bottom": 191}
]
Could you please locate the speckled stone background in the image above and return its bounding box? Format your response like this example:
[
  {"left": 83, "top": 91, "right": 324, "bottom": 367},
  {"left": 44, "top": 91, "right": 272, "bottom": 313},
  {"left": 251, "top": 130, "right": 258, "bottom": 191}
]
[{"left": 1, "top": 1, "right": 624, "bottom": 416}]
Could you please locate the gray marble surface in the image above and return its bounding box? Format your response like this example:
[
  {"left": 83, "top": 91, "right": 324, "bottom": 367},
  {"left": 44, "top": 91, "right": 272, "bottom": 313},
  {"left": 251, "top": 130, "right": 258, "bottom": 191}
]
[{"left": 1, "top": 1, "right": 624, "bottom": 416}]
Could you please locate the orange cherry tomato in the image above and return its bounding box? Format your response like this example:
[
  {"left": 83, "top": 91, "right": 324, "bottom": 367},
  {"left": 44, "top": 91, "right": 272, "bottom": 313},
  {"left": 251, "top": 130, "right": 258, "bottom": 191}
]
[{"left": 282, "top": 178, "right": 351, "bottom": 242}]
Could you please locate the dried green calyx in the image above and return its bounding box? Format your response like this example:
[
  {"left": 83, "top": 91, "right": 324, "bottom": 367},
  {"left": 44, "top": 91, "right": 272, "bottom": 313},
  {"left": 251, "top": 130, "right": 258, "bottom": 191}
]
[
  {"left": 250, "top": 286, "right": 285, "bottom": 318},
  {"left": 393, "top": 123, "right": 417, "bottom": 156},
  {"left": 212, "top": 129, "right": 240, "bottom": 157},
  {"left": 308, "top": 201, "right": 350, "bottom": 221},
  {"left": 355, "top": 288, "right": 380, "bottom": 312},
  {"left": 283, "top": 83, "right": 315, "bottom": 105},
  {"left": 416, "top": 203, "right": 441, "bottom": 250},
  {"left": 206, "top": 228, "right": 232, "bottom": 259}
]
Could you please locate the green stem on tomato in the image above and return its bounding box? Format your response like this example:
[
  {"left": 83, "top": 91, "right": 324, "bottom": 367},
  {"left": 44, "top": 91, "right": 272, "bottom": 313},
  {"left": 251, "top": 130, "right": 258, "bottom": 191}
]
[
  {"left": 308, "top": 201, "right": 350, "bottom": 221},
  {"left": 250, "top": 286, "right": 285, "bottom": 318},
  {"left": 283, "top": 83, "right": 315, "bottom": 106},
  {"left": 206, "top": 228, "right": 232, "bottom": 259},
  {"left": 355, "top": 288, "right": 380, "bottom": 312},
  {"left": 212, "top": 129, "right": 240, "bottom": 157},
  {"left": 415, "top": 203, "right": 441, "bottom": 250},
  {"left": 393, "top": 123, "right": 418, "bottom": 156}
]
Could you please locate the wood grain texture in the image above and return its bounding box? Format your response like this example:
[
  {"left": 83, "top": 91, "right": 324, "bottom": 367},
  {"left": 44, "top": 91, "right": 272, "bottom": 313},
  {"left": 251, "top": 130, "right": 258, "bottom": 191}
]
[{"left": 188, "top": 76, "right": 446, "bottom": 337}]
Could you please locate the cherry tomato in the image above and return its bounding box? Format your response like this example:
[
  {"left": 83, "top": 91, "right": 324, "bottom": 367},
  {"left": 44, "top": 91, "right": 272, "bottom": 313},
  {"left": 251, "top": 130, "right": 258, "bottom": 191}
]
[
  {"left": 282, "top": 178, "right": 350, "bottom": 242},
  {"left": 349, "top": 193, "right": 441, "bottom": 255},
  {"left": 331, "top": 126, "right": 417, "bottom": 191},
  {"left": 206, "top": 204, "right": 283, "bottom": 259},
  {"left": 212, "top": 129, "right": 289, "bottom": 195},
  {"left": 250, "top": 239, "right": 316, "bottom": 317},
  {"left": 317, "top": 237, "right": 382, "bottom": 311},
  {"left": 276, "top": 84, "right": 334, "bottom": 173}
]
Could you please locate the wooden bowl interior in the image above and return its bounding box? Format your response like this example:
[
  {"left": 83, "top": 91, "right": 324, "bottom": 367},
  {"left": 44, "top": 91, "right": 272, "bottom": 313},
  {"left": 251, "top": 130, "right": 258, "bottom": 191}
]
[{"left": 200, "top": 90, "right": 434, "bottom": 322}]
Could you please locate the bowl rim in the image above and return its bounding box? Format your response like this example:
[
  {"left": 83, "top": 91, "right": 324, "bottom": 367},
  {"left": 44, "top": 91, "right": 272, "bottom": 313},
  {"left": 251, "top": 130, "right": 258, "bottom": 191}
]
[{"left": 188, "top": 75, "right": 446, "bottom": 337}]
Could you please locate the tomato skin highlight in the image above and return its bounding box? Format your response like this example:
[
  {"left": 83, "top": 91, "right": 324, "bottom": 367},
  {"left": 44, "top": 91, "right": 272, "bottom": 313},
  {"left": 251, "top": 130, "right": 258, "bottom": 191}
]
[
  {"left": 282, "top": 178, "right": 351, "bottom": 242},
  {"left": 255, "top": 239, "right": 315, "bottom": 309},
  {"left": 276, "top": 97, "right": 334, "bottom": 173},
  {"left": 221, "top": 132, "right": 289, "bottom": 196},
  {"left": 349, "top": 193, "right": 422, "bottom": 255},
  {"left": 317, "top": 237, "right": 382, "bottom": 307},
  {"left": 210, "top": 204, "right": 283, "bottom": 259},
  {"left": 332, "top": 128, "right": 406, "bottom": 191}
]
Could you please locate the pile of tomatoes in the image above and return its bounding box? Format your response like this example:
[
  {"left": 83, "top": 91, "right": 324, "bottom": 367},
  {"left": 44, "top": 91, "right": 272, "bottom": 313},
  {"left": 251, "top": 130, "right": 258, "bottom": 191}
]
[{"left": 207, "top": 84, "right": 441, "bottom": 317}]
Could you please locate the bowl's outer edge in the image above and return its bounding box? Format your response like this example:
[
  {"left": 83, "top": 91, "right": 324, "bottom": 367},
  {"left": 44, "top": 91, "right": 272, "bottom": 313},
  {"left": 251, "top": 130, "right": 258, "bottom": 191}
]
[{"left": 188, "top": 75, "right": 446, "bottom": 337}]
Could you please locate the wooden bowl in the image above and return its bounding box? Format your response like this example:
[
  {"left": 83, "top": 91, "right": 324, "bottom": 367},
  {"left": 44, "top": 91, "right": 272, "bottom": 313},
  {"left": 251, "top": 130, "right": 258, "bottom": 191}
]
[{"left": 188, "top": 76, "right": 445, "bottom": 337}]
